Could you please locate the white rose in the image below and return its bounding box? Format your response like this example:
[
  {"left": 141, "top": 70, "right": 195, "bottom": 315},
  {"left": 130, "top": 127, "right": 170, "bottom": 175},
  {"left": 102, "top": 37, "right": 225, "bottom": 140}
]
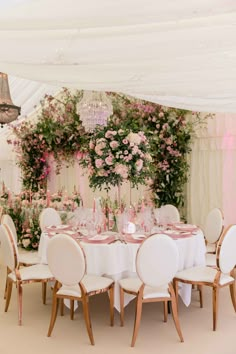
[
  {"left": 127, "top": 132, "right": 142, "bottom": 145},
  {"left": 22, "top": 239, "right": 31, "bottom": 248}
]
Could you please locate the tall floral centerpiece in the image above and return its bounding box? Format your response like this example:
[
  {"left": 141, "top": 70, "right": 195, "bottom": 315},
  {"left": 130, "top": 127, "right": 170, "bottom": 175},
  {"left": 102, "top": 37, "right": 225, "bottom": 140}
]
[{"left": 79, "top": 121, "right": 152, "bottom": 191}]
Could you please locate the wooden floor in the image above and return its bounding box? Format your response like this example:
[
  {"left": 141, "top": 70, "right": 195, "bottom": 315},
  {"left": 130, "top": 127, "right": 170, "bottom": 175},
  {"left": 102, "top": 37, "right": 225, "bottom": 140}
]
[{"left": 0, "top": 260, "right": 235, "bottom": 354}]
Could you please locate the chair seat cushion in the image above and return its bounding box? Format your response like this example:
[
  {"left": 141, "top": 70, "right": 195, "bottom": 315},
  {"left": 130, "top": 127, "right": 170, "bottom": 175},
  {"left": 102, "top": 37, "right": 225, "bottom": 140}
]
[
  {"left": 57, "top": 274, "right": 114, "bottom": 297},
  {"left": 8, "top": 264, "right": 54, "bottom": 282},
  {"left": 175, "top": 266, "right": 234, "bottom": 285},
  {"left": 119, "top": 277, "right": 170, "bottom": 299}
]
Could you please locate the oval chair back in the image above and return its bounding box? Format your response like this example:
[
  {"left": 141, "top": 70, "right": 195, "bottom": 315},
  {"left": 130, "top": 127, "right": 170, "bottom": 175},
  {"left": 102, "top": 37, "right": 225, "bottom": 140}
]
[
  {"left": 1, "top": 214, "right": 17, "bottom": 243},
  {"left": 204, "top": 208, "right": 224, "bottom": 245},
  {"left": 155, "top": 205, "right": 180, "bottom": 225},
  {"left": 47, "top": 234, "right": 86, "bottom": 286},
  {"left": 136, "top": 233, "right": 179, "bottom": 288},
  {"left": 217, "top": 224, "right": 236, "bottom": 274},
  {"left": 0, "top": 224, "right": 19, "bottom": 272},
  {"left": 39, "top": 208, "right": 62, "bottom": 231}
]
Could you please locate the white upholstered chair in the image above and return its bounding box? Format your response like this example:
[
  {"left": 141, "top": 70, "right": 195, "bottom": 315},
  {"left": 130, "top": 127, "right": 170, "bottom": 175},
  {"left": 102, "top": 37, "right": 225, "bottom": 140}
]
[
  {"left": 119, "top": 234, "right": 183, "bottom": 347},
  {"left": 0, "top": 224, "right": 54, "bottom": 325},
  {"left": 154, "top": 204, "right": 180, "bottom": 224},
  {"left": 1, "top": 214, "right": 17, "bottom": 242},
  {"left": 1, "top": 214, "right": 40, "bottom": 266},
  {"left": 204, "top": 208, "right": 224, "bottom": 267},
  {"left": 46, "top": 234, "right": 114, "bottom": 345},
  {"left": 173, "top": 224, "right": 236, "bottom": 331},
  {"left": 39, "top": 207, "right": 62, "bottom": 231}
]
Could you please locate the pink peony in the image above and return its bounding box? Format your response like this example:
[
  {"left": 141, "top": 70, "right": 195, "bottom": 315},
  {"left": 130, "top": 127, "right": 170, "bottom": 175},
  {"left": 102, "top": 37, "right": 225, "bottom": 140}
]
[
  {"left": 110, "top": 140, "right": 119, "bottom": 149},
  {"left": 114, "top": 164, "right": 129, "bottom": 179}
]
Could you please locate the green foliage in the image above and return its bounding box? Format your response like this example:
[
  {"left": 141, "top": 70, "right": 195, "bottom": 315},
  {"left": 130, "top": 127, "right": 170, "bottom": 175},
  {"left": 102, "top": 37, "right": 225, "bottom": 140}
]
[{"left": 8, "top": 90, "right": 210, "bottom": 210}]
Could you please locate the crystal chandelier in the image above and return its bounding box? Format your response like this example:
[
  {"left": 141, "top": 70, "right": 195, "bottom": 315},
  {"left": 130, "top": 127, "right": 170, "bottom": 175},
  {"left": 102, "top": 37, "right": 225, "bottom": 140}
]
[
  {"left": 76, "top": 91, "right": 113, "bottom": 132},
  {"left": 0, "top": 72, "right": 21, "bottom": 127}
]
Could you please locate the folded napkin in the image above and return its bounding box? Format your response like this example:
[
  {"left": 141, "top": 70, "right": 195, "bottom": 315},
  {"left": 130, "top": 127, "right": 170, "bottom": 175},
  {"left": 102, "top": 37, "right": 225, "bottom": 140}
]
[{"left": 90, "top": 234, "right": 110, "bottom": 241}]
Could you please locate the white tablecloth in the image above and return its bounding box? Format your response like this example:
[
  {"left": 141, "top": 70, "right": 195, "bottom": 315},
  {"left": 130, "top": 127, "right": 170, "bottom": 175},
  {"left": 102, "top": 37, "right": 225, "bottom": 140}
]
[{"left": 38, "top": 230, "right": 206, "bottom": 311}]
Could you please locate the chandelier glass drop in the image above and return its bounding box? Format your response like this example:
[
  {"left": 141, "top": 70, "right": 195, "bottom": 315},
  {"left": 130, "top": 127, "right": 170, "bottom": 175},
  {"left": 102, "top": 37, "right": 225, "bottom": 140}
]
[{"left": 76, "top": 91, "right": 113, "bottom": 132}]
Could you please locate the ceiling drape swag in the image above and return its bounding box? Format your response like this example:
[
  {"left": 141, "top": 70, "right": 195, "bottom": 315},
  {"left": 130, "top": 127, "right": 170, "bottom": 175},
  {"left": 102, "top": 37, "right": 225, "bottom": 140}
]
[{"left": 0, "top": 1, "right": 236, "bottom": 113}]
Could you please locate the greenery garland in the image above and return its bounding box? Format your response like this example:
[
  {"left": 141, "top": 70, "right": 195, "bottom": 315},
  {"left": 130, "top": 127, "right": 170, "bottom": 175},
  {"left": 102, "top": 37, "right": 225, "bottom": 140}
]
[{"left": 8, "top": 90, "right": 210, "bottom": 209}]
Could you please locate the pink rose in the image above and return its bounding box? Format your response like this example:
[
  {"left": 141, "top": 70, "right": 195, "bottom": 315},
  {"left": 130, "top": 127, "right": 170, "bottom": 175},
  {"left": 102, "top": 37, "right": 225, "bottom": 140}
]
[
  {"left": 105, "top": 155, "right": 114, "bottom": 166},
  {"left": 95, "top": 159, "right": 104, "bottom": 168},
  {"left": 105, "top": 130, "right": 114, "bottom": 139}
]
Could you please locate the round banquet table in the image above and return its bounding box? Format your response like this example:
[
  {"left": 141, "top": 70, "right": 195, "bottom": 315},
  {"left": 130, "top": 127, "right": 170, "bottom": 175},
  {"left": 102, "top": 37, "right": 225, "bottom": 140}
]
[{"left": 38, "top": 228, "right": 206, "bottom": 311}]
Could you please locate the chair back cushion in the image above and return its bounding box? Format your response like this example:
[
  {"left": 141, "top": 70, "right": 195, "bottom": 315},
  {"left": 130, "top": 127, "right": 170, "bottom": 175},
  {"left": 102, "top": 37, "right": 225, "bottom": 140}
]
[
  {"left": 39, "top": 208, "right": 62, "bottom": 231},
  {"left": 136, "top": 234, "right": 179, "bottom": 288},
  {"left": 47, "top": 234, "right": 86, "bottom": 286},
  {"left": 0, "top": 224, "right": 18, "bottom": 270},
  {"left": 1, "top": 214, "right": 17, "bottom": 242},
  {"left": 218, "top": 224, "right": 236, "bottom": 273},
  {"left": 204, "top": 208, "right": 223, "bottom": 244},
  {"left": 156, "top": 205, "right": 180, "bottom": 224}
]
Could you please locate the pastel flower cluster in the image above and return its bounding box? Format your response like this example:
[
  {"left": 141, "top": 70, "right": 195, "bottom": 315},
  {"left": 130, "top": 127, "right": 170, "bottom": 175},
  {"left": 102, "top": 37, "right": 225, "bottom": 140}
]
[
  {"left": 0, "top": 184, "right": 82, "bottom": 250},
  {"left": 79, "top": 124, "right": 152, "bottom": 190}
]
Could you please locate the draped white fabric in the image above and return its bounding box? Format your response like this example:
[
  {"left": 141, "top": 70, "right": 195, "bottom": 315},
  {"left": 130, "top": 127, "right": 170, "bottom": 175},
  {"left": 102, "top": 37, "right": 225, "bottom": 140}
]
[
  {"left": 0, "top": 0, "right": 236, "bottom": 112},
  {"left": 187, "top": 113, "right": 236, "bottom": 228}
]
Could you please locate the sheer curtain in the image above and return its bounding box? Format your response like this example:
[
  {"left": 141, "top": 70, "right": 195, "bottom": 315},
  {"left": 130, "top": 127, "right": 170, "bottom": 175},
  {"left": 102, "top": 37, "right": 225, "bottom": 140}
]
[
  {"left": 187, "top": 113, "right": 236, "bottom": 228},
  {"left": 47, "top": 156, "right": 150, "bottom": 207}
]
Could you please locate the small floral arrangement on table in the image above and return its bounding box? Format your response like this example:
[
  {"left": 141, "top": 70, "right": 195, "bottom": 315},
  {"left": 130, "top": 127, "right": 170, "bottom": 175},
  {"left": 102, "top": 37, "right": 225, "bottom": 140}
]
[
  {"left": 79, "top": 122, "right": 152, "bottom": 190},
  {"left": 0, "top": 184, "right": 82, "bottom": 250}
]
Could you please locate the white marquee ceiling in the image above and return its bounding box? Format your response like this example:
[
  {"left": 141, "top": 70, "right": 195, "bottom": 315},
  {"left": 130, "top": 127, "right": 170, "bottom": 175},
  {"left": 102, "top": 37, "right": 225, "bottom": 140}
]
[{"left": 1, "top": 0, "right": 236, "bottom": 117}]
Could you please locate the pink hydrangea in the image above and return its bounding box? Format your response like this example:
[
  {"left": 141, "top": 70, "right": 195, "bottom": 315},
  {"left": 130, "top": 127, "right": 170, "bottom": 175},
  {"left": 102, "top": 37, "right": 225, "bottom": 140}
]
[{"left": 114, "top": 164, "right": 129, "bottom": 179}]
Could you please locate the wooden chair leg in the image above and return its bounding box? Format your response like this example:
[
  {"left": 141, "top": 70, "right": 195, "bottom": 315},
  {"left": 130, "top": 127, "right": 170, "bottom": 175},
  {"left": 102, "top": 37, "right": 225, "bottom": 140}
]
[
  {"left": 17, "top": 281, "right": 23, "bottom": 326},
  {"left": 4, "top": 268, "right": 11, "bottom": 300},
  {"left": 198, "top": 285, "right": 203, "bottom": 308},
  {"left": 120, "top": 286, "right": 125, "bottom": 326},
  {"left": 212, "top": 286, "right": 219, "bottom": 331},
  {"left": 70, "top": 300, "right": 74, "bottom": 320},
  {"left": 60, "top": 299, "right": 64, "bottom": 316},
  {"left": 42, "top": 282, "right": 47, "bottom": 304},
  {"left": 109, "top": 285, "right": 114, "bottom": 326},
  {"left": 163, "top": 301, "right": 168, "bottom": 322},
  {"left": 131, "top": 293, "right": 143, "bottom": 347},
  {"left": 4, "top": 279, "right": 13, "bottom": 312},
  {"left": 82, "top": 296, "right": 95, "bottom": 346},
  {"left": 229, "top": 281, "right": 236, "bottom": 312},
  {"left": 169, "top": 284, "right": 184, "bottom": 342},
  {"left": 47, "top": 295, "right": 59, "bottom": 337},
  {"left": 173, "top": 279, "right": 179, "bottom": 312}
]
